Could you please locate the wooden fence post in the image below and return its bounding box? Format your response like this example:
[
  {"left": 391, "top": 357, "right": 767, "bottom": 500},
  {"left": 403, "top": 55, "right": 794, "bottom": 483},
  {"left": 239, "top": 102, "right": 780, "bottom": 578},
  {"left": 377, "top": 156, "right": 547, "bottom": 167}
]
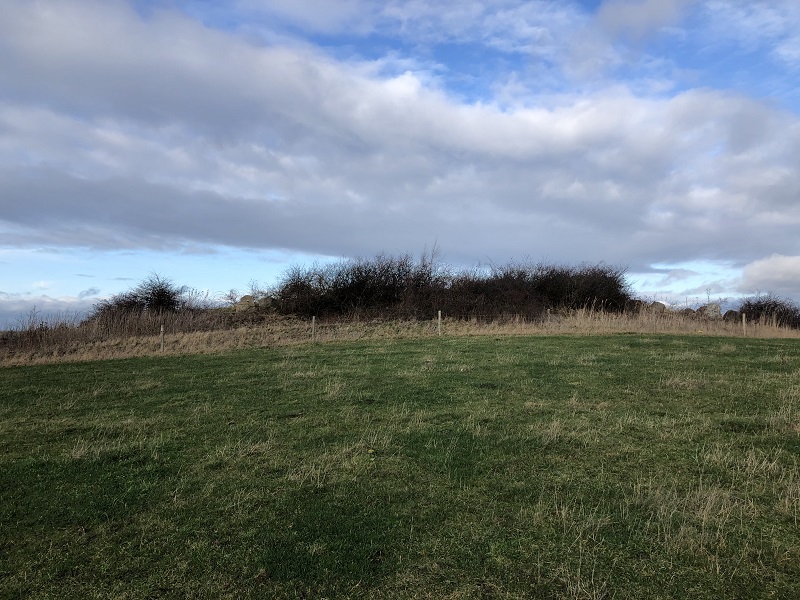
[
  {"left": 438, "top": 311, "right": 442, "bottom": 336},
  {"left": 160, "top": 324, "right": 165, "bottom": 352},
  {"left": 742, "top": 313, "right": 746, "bottom": 336},
  {"left": 312, "top": 316, "right": 316, "bottom": 343}
]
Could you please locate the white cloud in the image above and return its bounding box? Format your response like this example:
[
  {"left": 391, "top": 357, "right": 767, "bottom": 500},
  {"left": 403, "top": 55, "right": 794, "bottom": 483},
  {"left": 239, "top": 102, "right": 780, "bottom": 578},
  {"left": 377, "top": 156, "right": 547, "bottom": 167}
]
[
  {"left": 381, "top": 1, "right": 583, "bottom": 54},
  {"left": 701, "top": 1, "right": 800, "bottom": 67},
  {"left": 740, "top": 255, "right": 800, "bottom": 297},
  {"left": 775, "top": 35, "right": 800, "bottom": 67},
  {"left": 236, "top": 0, "right": 373, "bottom": 34},
  {"left": 231, "top": 0, "right": 584, "bottom": 61}
]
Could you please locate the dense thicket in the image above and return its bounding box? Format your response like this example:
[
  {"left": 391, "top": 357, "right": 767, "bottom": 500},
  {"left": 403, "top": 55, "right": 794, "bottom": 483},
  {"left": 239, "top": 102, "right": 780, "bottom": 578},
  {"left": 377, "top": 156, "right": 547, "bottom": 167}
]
[
  {"left": 273, "top": 253, "right": 447, "bottom": 319},
  {"left": 739, "top": 294, "right": 800, "bottom": 329},
  {"left": 273, "top": 253, "right": 633, "bottom": 320}
]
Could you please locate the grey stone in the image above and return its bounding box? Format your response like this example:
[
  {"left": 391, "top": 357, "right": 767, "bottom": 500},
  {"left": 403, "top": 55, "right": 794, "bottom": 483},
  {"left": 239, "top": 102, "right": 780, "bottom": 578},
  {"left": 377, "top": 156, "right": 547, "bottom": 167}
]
[
  {"left": 697, "top": 303, "right": 722, "bottom": 319},
  {"left": 235, "top": 294, "right": 256, "bottom": 312},
  {"left": 723, "top": 310, "right": 740, "bottom": 322}
]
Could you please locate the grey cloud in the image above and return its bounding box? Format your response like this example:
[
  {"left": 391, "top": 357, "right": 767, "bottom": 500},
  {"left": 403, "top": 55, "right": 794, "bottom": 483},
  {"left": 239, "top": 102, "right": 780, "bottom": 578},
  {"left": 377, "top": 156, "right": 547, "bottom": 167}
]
[
  {"left": 78, "top": 287, "right": 100, "bottom": 298},
  {"left": 597, "top": 0, "right": 692, "bottom": 40},
  {"left": 653, "top": 269, "right": 701, "bottom": 287},
  {"left": 0, "top": 1, "right": 347, "bottom": 141},
  {"left": 0, "top": 292, "right": 95, "bottom": 329},
  {"left": 563, "top": 29, "right": 624, "bottom": 79},
  {"left": 2, "top": 166, "right": 622, "bottom": 267},
  {"left": 2, "top": 86, "right": 799, "bottom": 271},
  {"left": 739, "top": 255, "right": 800, "bottom": 298},
  {"left": 680, "top": 281, "right": 734, "bottom": 296},
  {"left": 0, "top": 142, "right": 796, "bottom": 278}
]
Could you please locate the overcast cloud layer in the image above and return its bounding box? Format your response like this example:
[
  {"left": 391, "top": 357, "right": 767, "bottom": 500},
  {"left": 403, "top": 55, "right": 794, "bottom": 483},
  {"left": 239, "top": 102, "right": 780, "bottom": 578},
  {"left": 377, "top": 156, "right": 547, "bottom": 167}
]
[{"left": 2, "top": 0, "right": 800, "bottom": 324}]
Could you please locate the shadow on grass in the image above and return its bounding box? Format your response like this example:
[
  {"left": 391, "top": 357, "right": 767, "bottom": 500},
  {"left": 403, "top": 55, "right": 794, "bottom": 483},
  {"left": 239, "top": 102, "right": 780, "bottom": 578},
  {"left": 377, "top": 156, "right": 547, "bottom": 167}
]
[{"left": 259, "top": 486, "right": 410, "bottom": 586}]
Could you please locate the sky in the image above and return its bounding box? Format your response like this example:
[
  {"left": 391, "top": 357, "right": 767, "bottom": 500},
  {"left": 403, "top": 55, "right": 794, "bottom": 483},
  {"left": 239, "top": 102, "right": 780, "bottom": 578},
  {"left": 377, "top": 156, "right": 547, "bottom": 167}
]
[{"left": 2, "top": 0, "right": 800, "bottom": 327}]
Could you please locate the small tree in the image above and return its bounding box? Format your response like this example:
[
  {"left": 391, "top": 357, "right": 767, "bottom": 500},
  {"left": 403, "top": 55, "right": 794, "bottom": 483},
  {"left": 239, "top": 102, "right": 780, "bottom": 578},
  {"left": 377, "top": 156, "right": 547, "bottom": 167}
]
[
  {"left": 133, "top": 274, "right": 187, "bottom": 313},
  {"left": 88, "top": 274, "right": 189, "bottom": 320}
]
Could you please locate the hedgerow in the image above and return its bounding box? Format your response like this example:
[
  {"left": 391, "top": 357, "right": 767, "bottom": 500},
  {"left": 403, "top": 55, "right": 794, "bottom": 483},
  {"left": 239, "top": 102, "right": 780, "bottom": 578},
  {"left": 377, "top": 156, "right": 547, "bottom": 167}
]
[
  {"left": 273, "top": 253, "right": 633, "bottom": 320},
  {"left": 739, "top": 294, "right": 800, "bottom": 329}
]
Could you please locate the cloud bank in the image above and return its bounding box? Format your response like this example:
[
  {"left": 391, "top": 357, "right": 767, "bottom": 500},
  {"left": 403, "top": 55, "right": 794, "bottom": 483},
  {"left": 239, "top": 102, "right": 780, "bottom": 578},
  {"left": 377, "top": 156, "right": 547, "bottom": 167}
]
[{"left": 1, "top": 0, "right": 800, "bottom": 322}]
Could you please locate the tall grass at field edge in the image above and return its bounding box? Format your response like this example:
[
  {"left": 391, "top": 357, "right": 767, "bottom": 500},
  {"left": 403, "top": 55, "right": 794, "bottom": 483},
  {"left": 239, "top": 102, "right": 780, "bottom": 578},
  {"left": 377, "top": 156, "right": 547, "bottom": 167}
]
[{"left": 3, "top": 308, "right": 799, "bottom": 366}]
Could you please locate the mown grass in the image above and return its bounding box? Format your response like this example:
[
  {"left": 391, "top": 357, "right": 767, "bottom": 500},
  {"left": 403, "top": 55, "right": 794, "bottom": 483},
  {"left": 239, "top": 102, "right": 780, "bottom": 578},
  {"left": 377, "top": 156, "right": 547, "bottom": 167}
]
[{"left": 2, "top": 335, "right": 799, "bottom": 598}]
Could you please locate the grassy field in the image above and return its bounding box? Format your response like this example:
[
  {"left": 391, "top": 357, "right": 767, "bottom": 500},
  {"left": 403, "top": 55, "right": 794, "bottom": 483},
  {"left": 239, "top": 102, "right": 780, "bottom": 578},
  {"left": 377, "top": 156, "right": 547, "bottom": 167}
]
[{"left": 2, "top": 334, "right": 799, "bottom": 598}]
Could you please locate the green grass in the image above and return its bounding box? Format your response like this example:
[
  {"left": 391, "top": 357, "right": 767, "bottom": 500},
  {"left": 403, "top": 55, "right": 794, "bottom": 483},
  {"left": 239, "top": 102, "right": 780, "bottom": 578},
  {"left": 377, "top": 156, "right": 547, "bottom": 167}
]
[{"left": 1, "top": 335, "right": 799, "bottom": 599}]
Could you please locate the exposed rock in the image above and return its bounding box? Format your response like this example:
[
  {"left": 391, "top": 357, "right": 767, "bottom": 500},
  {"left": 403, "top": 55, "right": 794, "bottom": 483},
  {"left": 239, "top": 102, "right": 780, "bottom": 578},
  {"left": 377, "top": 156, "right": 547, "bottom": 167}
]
[
  {"left": 626, "top": 299, "right": 648, "bottom": 313},
  {"left": 235, "top": 295, "right": 256, "bottom": 312},
  {"left": 723, "top": 309, "right": 740, "bottom": 323},
  {"left": 697, "top": 303, "right": 722, "bottom": 319}
]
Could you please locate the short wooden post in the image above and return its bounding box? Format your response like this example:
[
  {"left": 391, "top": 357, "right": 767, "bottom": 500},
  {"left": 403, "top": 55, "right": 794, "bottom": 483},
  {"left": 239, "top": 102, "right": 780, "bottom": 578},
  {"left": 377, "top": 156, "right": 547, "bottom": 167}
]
[
  {"left": 742, "top": 313, "right": 746, "bottom": 336},
  {"left": 437, "top": 311, "right": 442, "bottom": 336},
  {"left": 312, "top": 316, "right": 316, "bottom": 343},
  {"left": 160, "top": 324, "right": 165, "bottom": 352}
]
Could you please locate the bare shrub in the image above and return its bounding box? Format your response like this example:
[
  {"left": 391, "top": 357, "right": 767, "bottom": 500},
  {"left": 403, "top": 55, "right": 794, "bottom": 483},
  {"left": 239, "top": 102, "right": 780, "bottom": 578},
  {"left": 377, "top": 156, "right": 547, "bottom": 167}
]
[
  {"left": 89, "top": 274, "right": 188, "bottom": 317},
  {"left": 739, "top": 294, "right": 800, "bottom": 329},
  {"left": 273, "top": 250, "right": 449, "bottom": 319},
  {"left": 272, "top": 254, "right": 632, "bottom": 321},
  {"left": 445, "top": 266, "right": 544, "bottom": 321}
]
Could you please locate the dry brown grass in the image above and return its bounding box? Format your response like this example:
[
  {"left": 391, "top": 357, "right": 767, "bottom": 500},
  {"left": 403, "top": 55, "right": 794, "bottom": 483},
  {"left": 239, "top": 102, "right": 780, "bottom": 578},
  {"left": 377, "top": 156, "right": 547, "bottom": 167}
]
[{"left": 2, "top": 309, "right": 799, "bottom": 366}]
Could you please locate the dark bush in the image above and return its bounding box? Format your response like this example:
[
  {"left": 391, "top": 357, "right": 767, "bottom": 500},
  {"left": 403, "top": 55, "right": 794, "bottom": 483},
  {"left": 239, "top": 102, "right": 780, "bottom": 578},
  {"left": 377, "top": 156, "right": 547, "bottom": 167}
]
[
  {"left": 272, "top": 264, "right": 322, "bottom": 317},
  {"left": 739, "top": 295, "right": 800, "bottom": 329},
  {"left": 88, "top": 274, "right": 191, "bottom": 319},
  {"left": 273, "top": 252, "right": 449, "bottom": 319},
  {"left": 443, "top": 262, "right": 631, "bottom": 319},
  {"left": 445, "top": 265, "right": 541, "bottom": 320},
  {"left": 273, "top": 253, "right": 633, "bottom": 320},
  {"left": 524, "top": 263, "right": 630, "bottom": 312}
]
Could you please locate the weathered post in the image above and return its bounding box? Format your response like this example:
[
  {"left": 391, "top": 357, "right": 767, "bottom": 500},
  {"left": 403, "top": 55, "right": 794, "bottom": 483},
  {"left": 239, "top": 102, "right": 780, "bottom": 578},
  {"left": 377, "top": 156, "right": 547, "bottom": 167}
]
[
  {"left": 160, "top": 324, "right": 165, "bottom": 352},
  {"left": 742, "top": 313, "right": 747, "bottom": 336},
  {"left": 438, "top": 311, "right": 442, "bottom": 336},
  {"left": 312, "top": 316, "right": 316, "bottom": 343}
]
